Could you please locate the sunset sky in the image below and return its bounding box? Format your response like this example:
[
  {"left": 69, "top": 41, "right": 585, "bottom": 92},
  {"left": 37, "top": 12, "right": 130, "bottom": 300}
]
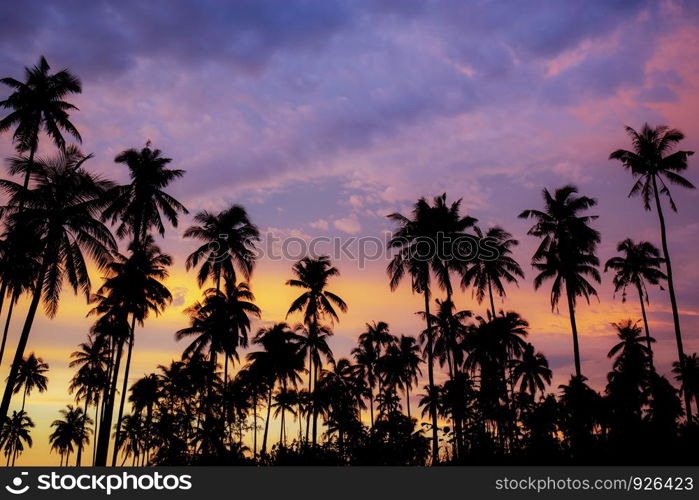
[{"left": 1, "top": 0, "right": 699, "bottom": 465}]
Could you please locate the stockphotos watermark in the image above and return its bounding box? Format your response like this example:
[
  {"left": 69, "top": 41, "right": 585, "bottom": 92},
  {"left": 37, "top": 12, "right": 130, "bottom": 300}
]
[
  {"left": 202, "top": 231, "right": 501, "bottom": 269},
  {"left": 4, "top": 470, "right": 192, "bottom": 495}
]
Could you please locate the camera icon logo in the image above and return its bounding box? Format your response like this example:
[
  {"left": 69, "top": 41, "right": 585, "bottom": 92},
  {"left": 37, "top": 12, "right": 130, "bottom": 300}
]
[{"left": 5, "top": 472, "right": 29, "bottom": 495}]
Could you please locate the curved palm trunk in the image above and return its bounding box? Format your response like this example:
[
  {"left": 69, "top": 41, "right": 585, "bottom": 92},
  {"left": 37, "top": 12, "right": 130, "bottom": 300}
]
[
  {"left": 92, "top": 393, "right": 101, "bottom": 466},
  {"left": 253, "top": 391, "right": 258, "bottom": 459},
  {"left": 636, "top": 281, "right": 653, "bottom": 362},
  {"left": 405, "top": 384, "right": 411, "bottom": 419},
  {"left": 261, "top": 385, "right": 273, "bottom": 455},
  {"left": 0, "top": 282, "right": 7, "bottom": 360},
  {"left": 305, "top": 354, "right": 312, "bottom": 443},
  {"left": 95, "top": 335, "right": 126, "bottom": 466},
  {"left": 368, "top": 385, "right": 374, "bottom": 428},
  {"left": 487, "top": 276, "right": 497, "bottom": 319},
  {"left": 0, "top": 296, "right": 16, "bottom": 366},
  {"left": 565, "top": 281, "right": 582, "bottom": 378},
  {"left": 423, "top": 291, "right": 439, "bottom": 464},
  {"left": 651, "top": 175, "right": 692, "bottom": 423},
  {"left": 76, "top": 398, "right": 89, "bottom": 466},
  {"left": 112, "top": 316, "right": 137, "bottom": 466},
  {"left": 0, "top": 256, "right": 48, "bottom": 423},
  {"left": 312, "top": 359, "right": 319, "bottom": 446}
]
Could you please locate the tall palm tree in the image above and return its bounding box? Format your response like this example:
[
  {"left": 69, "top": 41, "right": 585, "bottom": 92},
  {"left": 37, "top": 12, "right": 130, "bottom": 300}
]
[
  {"left": 92, "top": 235, "right": 172, "bottom": 466},
  {"left": 68, "top": 338, "right": 109, "bottom": 467},
  {"left": 605, "top": 239, "right": 666, "bottom": 355},
  {"left": 672, "top": 353, "right": 699, "bottom": 417},
  {"left": 129, "top": 374, "right": 160, "bottom": 463},
  {"left": 49, "top": 405, "right": 91, "bottom": 467},
  {"left": 393, "top": 335, "right": 422, "bottom": 418},
  {"left": 246, "top": 323, "right": 304, "bottom": 455},
  {"left": 0, "top": 146, "right": 116, "bottom": 424},
  {"left": 461, "top": 226, "right": 524, "bottom": 318},
  {"left": 0, "top": 410, "right": 33, "bottom": 466},
  {"left": 184, "top": 205, "right": 260, "bottom": 291},
  {"left": 102, "top": 142, "right": 187, "bottom": 249},
  {"left": 0, "top": 56, "right": 82, "bottom": 189},
  {"left": 510, "top": 343, "right": 552, "bottom": 400},
  {"left": 0, "top": 224, "right": 42, "bottom": 367},
  {"left": 418, "top": 299, "right": 470, "bottom": 379},
  {"left": 286, "top": 255, "right": 346, "bottom": 446},
  {"left": 387, "top": 194, "right": 473, "bottom": 462},
  {"left": 12, "top": 353, "right": 48, "bottom": 412},
  {"left": 520, "top": 185, "right": 600, "bottom": 378},
  {"left": 610, "top": 124, "right": 695, "bottom": 421}
]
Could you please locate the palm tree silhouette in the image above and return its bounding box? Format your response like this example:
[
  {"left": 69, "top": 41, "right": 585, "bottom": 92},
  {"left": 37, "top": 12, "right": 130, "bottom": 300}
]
[
  {"left": 49, "top": 405, "right": 91, "bottom": 467},
  {"left": 91, "top": 235, "right": 172, "bottom": 466},
  {"left": 68, "top": 336, "right": 110, "bottom": 465},
  {"left": 0, "top": 146, "right": 116, "bottom": 424},
  {"left": 510, "top": 343, "right": 552, "bottom": 400},
  {"left": 605, "top": 239, "right": 666, "bottom": 356},
  {"left": 610, "top": 124, "right": 695, "bottom": 422},
  {"left": 672, "top": 353, "right": 699, "bottom": 417},
  {"left": 0, "top": 56, "right": 82, "bottom": 189},
  {"left": 246, "top": 323, "right": 304, "bottom": 455},
  {"left": 520, "top": 185, "right": 600, "bottom": 378},
  {"left": 0, "top": 410, "right": 33, "bottom": 466},
  {"left": 418, "top": 299, "right": 470, "bottom": 380},
  {"left": 184, "top": 205, "right": 260, "bottom": 291},
  {"left": 129, "top": 374, "right": 161, "bottom": 463},
  {"left": 461, "top": 226, "right": 524, "bottom": 318},
  {"left": 102, "top": 142, "right": 188, "bottom": 249},
  {"left": 12, "top": 352, "right": 49, "bottom": 412},
  {"left": 286, "top": 255, "right": 346, "bottom": 446},
  {"left": 386, "top": 335, "right": 422, "bottom": 419},
  {"left": 388, "top": 194, "right": 473, "bottom": 463}
]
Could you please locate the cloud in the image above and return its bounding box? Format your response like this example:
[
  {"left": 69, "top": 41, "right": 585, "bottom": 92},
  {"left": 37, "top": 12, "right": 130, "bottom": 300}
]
[
  {"left": 334, "top": 215, "right": 361, "bottom": 234},
  {"left": 309, "top": 218, "right": 329, "bottom": 231}
]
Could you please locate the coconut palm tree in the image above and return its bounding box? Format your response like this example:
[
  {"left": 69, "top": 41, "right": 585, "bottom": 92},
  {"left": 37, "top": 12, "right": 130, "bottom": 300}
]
[
  {"left": 392, "top": 335, "right": 422, "bottom": 419},
  {"left": 0, "top": 56, "right": 82, "bottom": 188},
  {"left": 102, "top": 142, "right": 187, "bottom": 249},
  {"left": 0, "top": 410, "right": 33, "bottom": 466},
  {"left": 286, "top": 255, "right": 346, "bottom": 446},
  {"left": 418, "top": 299, "right": 470, "bottom": 379},
  {"left": 246, "top": 323, "right": 304, "bottom": 455},
  {"left": 92, "top": 235, "right": 172, "bottom": 466},
  {"left": 129, "top": 374, "right": 160, "bottom": 463},
  {"left": 672, "top": 353, "right": 699, "bottom": 417},
  {"left": 49, "top": 405, "right": 91, "bottom": 467},
  {"left": 387, "top": 194, "right": 473, "bottom": 463},
  {"left": 351, "top": 335, "right": 380, "bottom": 427},
  {"left": 520, "top": 185, "right": 600, "bottom": 378},
  {"left": 184, "top": 205, "right": 260, "bottom": 291},
  {"left": 0, "top": 146, "right": 116, "bottom": 424},
  {"left": 605, "top": 239, "right": 666, "bottom": 355},
  {"left": 510, "top": 343, "right": 552, "bottom": 400},
  {"left": 0, "top": 224, "right": 42, "bottom": 367},
  {"left": 11, "top": 353, "right": 48, "bottom": 412},
  {"left": 610, "top": 123, "right": 695, "bottom": 421},
  {"left": 461, "top": 226, "right": 524, "bottom": 318}
]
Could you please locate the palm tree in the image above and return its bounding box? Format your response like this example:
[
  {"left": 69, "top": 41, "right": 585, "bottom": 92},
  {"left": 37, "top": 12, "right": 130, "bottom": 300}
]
[
  {"left": 246, "top": 323, "right": 304, "bottom": 455},
  {"left": 286, "top": 255, "right": 347, "bottom": 446},
  {"left": 393, "top": 335, "right": 422, "bottom": 418},
  {"left": 672, "top": 353, "right": 699, "bottom": 416},
  {"left": 418, "top": 299, "right": 470, "bottom": 379},
  {"left": 352, "top": 336, "right": 379, "bottom": 427},
  {"left": 605, "top": 239, "right": 666, "bottom": 355},
  {"left": 0, "top": 56, "right": 82, "bottom": 189},
  {"left": 184, "top": 205, "right": 260, "bottom": 291},
  {"left": 129, "top": 374, "right": 160, "bottom": 464},
  {"left": 461, "top": 226, "right": 524, "bottom": 318},
  {"left": 387, "top": 194, "right": 474, "bottom": 462},
  {"left": 102, "top": 142, "right": 187, "bottom": 249},
  {"left": 11, "top": 353, "right": 48, "bottom": 412},
  {"left": 0, "top": 224, "right": 42, "bottom": 367},
  {"left": 0, "top": 146, "right": 116, "bottom": 424},
  {"left": 0, "top": 410, "right": 33, "bottom": 466},
  {"left": 49, "top": 405, "right": 91, "bottom": 467},
  {"left": 92, "top": 235, "right": 172, "bottom": 466},
  {"left": 520, "top": 185, "right": 600, "bottom": 378},
  {"left": 608, "top": 320, "right": 653, "bottom": 371},
  {"left": 610, "top": 124, "right": 695, "bottom": 421},
  {"left": 510, "top": 343, "right": 552, "bottom": 400}
]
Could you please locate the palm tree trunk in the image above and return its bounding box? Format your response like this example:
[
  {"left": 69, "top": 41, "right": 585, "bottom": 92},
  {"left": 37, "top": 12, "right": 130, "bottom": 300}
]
[
  {"left": 0, "top": 282, "right": 7, "bottom": 361},
  {"left": 423, "top": 290, "right": 439, "bottom": 464},
  {"left": 253, "top": 391, "right": 258, "bottom": 459},
  {"left": 312, "top": 358, "right": 319, "bottom": 446},
  {"left": 261, "top": 385, "right": 273, "bottom": 455},
  {"left": 0, "top": 256, "right": 48, "bottom": 423},
  {"left": 368, "top": 386, "right": 374, "bottom": 428},
  {"left": 95, "top": 334, "right": 126, "bottom": 466},
  {"left": 112, "top": 315, "right": 137, "bottom": 466},
  {"left": 92, "top": 394, "right": 100, "bottom": 466},
  {"left": 76, "top": 398, "right": 89, "bottom": 466},
  {"left": 487, "top": 276, "right": 497, "bottom": 318},
  {"left": 405, "top": 384, "right": 411, "bottom": 419},
  {"left": 565, "top": 281, "right": 582, "bottom": 378},
  {"left": 21, "top": 387, "right": 27, "bottom": 412},
  {"left": 651, "top": 174, "right": 692, "bottom": 423},
  {"left": 0, "top": 296, "right": 16, "bottom": 366},
  {"left": 305, "top": 354, "right": 312, "bottom": 443},
  {"left": 636, "top": 281, "right": 653, "bottom": 362}
]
